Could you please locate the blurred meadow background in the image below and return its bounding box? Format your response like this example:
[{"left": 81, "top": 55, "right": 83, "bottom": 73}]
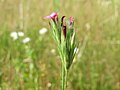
[{"left": 0, "top": 0, "right": 120, "bottom": 90}]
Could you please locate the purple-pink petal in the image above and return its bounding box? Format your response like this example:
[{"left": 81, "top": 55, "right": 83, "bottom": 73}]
[
  {"left": 44, "top": 16, "right": 51, "bottom": 19},
  {"left": 50, "top": 12, "right": 58, "bottom": 18},
  {"left": 45, "top": 12, "right": 58, "bottom": 20},
  {"left": 70, "top": 16, "right": 74, "bottom": 24}
]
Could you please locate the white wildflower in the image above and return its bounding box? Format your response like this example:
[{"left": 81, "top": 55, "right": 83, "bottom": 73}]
[
  {"left": 39, "top": 28, "right": 48, "bottom": 35},
  {"left": 10, "top": 32, "right": 18, "bottom": 40},
  {"left": 51, "top": 49, "right": 56, "bottom": 54},
  {"left": 22, "top": 37, "right": 30, "bottom": 44},
  {"left": 18, "top": 31, "right": 24, "bottom": 37},
  {"left": 47, "top": 82, "right": 52, "bottom": 88}
]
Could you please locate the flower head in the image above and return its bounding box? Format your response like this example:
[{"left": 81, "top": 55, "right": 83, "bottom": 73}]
[
  {"left": 10, "top": 32, "right": 18, "bottom": 40},
  {"left": 45, "top": 12, "right": 58, "bottom": 21},
  {"left": 22, "top": 37, "right": 30, "bottom": 44},
  {"left": 45, "top": 12, "right": 79, "bottom": 70},
  {"left": 39, "top": 28, "right": 48, "bottom": 35},
  {"left": 18, "top": 31, "right": 24, "bottom": 37}
]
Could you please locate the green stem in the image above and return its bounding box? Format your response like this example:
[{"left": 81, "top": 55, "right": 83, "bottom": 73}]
[
  {"left": 62, "top": 63, "right": 65, "bottom": 90},
  {"left": 62, "top": 63, "right": 68, "bottom": 90},
  {"left": 65, "top": 69, "right": 68, "bottom": 89}
]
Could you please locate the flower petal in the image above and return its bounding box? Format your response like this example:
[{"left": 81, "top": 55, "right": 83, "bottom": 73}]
[
  {"left": 70, "top": 16, "right": 74, "bottom": 25},
  {"left": 45, "top": 12, "right": 58, "bottom": 20}
]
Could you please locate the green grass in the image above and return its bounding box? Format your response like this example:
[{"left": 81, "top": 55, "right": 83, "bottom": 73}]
[{"left": 0, "top": 0, "right": 120, "bottom": 90}]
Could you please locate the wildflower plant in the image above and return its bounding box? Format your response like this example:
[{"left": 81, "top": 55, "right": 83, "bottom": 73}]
[{"left": 45, "top": 12, "right": 79, "bottom": 90}]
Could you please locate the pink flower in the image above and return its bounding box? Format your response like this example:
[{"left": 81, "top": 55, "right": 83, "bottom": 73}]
[
  {"left": 70, "top": 16, "right": 74, "bottom": 25},
  {"left": 45, "top": 12, "right": 58, "bottom": 21}
]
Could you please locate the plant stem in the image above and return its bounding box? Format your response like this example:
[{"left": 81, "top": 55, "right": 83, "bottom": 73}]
[
  {"left": 62, "top": 63, "right": 65, "bottom": 90},
  {"left": 62, "top": 62, "right": 68, "bottom": 90},
  {"left": 65, "top": 69, "right": 68, "bottom": 89}
]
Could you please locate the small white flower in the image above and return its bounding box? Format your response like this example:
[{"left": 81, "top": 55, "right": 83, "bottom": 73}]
[
  {"left": 18, "top": 32, "right": 24, "bottom": 37},
  {"left": 39, "top": 28, "right": 48, "bottom": 35},
  {"left": 10, "top": 32, "right": 18, "bottom": 40},
  {"left": 47, "top": 82, "right": 52, "bottom": 88},
  {"left": 22, "top": 37, "right": 30, "bottom": 44},
  {"left": 51, "top": 49, "right": 56, "bottom": 54}
]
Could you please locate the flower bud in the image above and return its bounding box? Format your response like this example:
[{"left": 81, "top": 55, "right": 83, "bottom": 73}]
[{"left": 62, "top": 25, "right": 66, "bottom": 38}]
